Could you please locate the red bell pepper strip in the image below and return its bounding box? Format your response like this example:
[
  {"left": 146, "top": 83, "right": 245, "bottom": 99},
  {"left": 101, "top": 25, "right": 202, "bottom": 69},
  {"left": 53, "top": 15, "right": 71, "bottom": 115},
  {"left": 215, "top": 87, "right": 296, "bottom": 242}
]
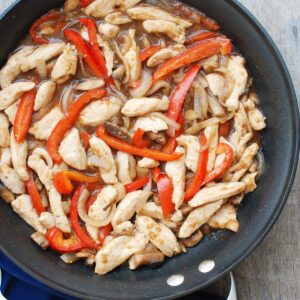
[
  {"left": 96, "top": 126, "right": 183, "bottom": 162},
  {"left": 166, "top": 65, "right": 200, "bottom": 136},
  {"left": 79, "top": 0, "right": 94, "bottom": 7},
  {"left": 98, "top": 224, "right": 112, "bottom": 245},
  {"left": 199, "top": 14, "right": 220, "bottom": 31},
  {"left": 152, "top": 37, "right": 231, "bottom": 82},
  {"left": 30, "top": 11, "right": 62, "bottom": 44},
  {"left": 54, "top": 171, "right": 100, "bottom": 195},
  {"left": 186, "top": 31, "right": 216, "bottom": 45},
  {"left": 140, "top": 45, "right": 162, "bottom": 62},
  {"left": 70, "top": 185, "right": 98, "bottom": 249},
  {"left": 46, "top": 227, "right": 84, "bottom": 253},
  {"left": 13, "top": 88, "right": 37, "bottom": 143},
  {"left": 64, "top": 29, "right": 105, "bottom": 80},
  {"left": 80, "top": 131, "right": 90, "bottom": 150},
  {"left": 124, "top": 177, "right": 150, "bottom": 193},
  {"left": 203, "top": 143, "right": 234, "bottom": 185},
  {"left": 184, "top": 134, "right": 208, "bottom": 201},
  {"left": 152, "top": 167, "right": 161, "bottom": 183},
  {"left": 85, "top": 182, "right": 103, "bottom": 192},
  {"left": 47, "top": 88, "right": 106, "bottom": 163},
  {"left": 25, "top": 169, "right": 46, "bottom": 216},
  {"left": 132, "top": 128, "right": 151, "bottom": 148},
  {"left": 157, "top": 174, "right": 175, "bottom": 217},
  {"left": 218, "top": 121, "right": 231, "bottom": 137}
]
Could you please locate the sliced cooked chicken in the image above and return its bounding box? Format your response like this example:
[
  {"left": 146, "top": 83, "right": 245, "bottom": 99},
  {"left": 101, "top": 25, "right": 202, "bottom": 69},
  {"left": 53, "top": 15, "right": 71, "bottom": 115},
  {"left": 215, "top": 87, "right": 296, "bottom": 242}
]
[
  {"left": 105, "top": 12, "right": 132, "bottom": 25},
  {"left": 127, "top": 6, "right": 192, "bottom": 28},
  {"left": 143, "top": 20, "right": 186, "bottom": 44},
  {"left": 179, "top": 200, "right": 223, "bottom": 238},
  {"left": 241, "top": 172, "right": 258, "bottom": 193},
  {"left": 204, "top": 124, "right": 219, "bottom": 172},
  {"left": 189, "top": 182, "right": 246, "bottom": 207},
  {"left": 98, "top": 23, "right": 119, "bottom": 38},
  {"left": 58, "top": 128, "right": 87, "bottom": 170},
  {"left": 29, "top": 107, "right": 63, "bottom": 140},
  {"left": 11, "top": 195, "right": 46, "bottom": 234},
  {"left": 88, "top": 186, "right": 118, "bottom": 221},
  {"left": 136, "top": 216, "right": 181, "bottom": 257},
  {"left": 138, "top": 158, "right": 159, "bottom": 169},
  {"left": 0, "top": 162, "right": 25, "bottom": 194},
  {"left": 121, "top": 96, "right": 169, "bottom": 117},
  {"left": 147, "top": 44, "right": 185, "bottom": 67},
  {"left": 64, "top": 0, "right": 79, "bottom": 12},
  {"left": 208, "top": 94, "right": 225, "bottom": 117},
  {"left": 115, "top": 151, "right": 136, "bottom": 184},
  {"left": 247, "top": 106, "right": 266, "bottom": 131},
  {"left": 207, "top": 204, "right": 239, "bottom": 232},
  {"left": 85, "top": 224, "right": 99, "bottom": 242},
  {"left": 34, "top": 81, "right": 56, "bottom": 111},
  {"left": 165, "top": 146, "right": 186, "bottom": 210},
  {"left": 224, "top": 56, "right": 248, "bottom": 111},
  {"left": 112, "top": 190, "right": 152, "bottom": 234},
  {"left": 0, "top": 148, "right": 12, "bottom": 167},
  {"left": 138, "top": 201, "right": 164, "bottom": 220},
  {"left": 20, "top": 42, "right": 65, "bottom": 73},
  {"left": 95, "top": 232, "right": 147, "bottom": 275},
  {"left": 205, "top": 73, "right": 225, "bottom": 99},
  {"left": 4, "top": 99, "right": 20, "bottom": 124},
  {"left": 51, "top": 44, "right": 78, "bottom": 84},
  {"left": 98, "top": 35, "right": 115, "bottom": 76},
  {"left": 176, "top": 135, "right": 200, "bottom": 173},
  {"left": 75, "top": 78, "right": 105, "bottom": 91},
  {"left": 133, "top": 115, "right": 168, "bottom": 133},
  {"left": 122, "top": 29, "right": 142, "bottom": 82},
  {"left": 0, "top": 46, "right": 34, "bottom": 89},
  {"left": 27, "top": 148, "right": 53, "bottom": 191},
  {"left": 10, "top": 132, "right": 29, "bottom": 181},
  {"left": 31, "top": 232, "right": 49, "bottom": 250},
  {"left": 79, "top": 97, "right": 122, "bottom": 126},
  {"left": 234, "top": 103, "right": 252, "bottom": 137},
  {"left": 39, "top": 211, "right": 56, "bottom": 229},
  {"left": 0, "top": 81, "right": 35, "bottom": 110},
  {"left": 0, "top": 113, "right": 10, "bottom": 147},
  {"left": 83, "top": 0, "right": 121, "bottom": 18},
  {"left": 89, "top": 136, "right": 118, "bottom": 184},
  {"left": 48, "top": 185, "right": 71, "bottom": 233}
]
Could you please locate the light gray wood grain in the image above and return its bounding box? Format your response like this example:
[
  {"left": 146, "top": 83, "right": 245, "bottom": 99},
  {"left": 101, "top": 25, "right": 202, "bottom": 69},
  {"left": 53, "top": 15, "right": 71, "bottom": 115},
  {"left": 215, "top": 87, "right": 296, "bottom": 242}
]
[{"left": 0, "top": 0, "right": 299, "bottom": 299}]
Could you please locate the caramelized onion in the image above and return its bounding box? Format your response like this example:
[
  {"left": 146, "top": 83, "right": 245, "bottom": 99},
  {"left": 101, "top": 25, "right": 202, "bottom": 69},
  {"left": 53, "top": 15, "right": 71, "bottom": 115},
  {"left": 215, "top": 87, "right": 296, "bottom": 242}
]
[
  {"left": 129, "top": 69, "right": 152, "bottom": 98},
  {"left": 146, "top": 80, "right": 170, "bottom": 96}
]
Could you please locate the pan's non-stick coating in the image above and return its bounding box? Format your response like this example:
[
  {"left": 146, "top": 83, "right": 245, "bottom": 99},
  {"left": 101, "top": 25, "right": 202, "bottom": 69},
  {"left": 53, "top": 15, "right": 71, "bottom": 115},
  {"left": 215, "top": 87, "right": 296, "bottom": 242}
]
[{"left": 0, "top": 1, "right": 298, "bottom": 299}]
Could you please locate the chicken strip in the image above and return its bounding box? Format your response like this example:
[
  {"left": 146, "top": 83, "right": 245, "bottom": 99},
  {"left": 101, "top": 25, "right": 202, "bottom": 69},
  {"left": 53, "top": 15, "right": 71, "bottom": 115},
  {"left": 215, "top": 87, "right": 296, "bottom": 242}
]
[
  {"left": 204, "top": 124, "right": 219, "bottom": 172},
  {"left": 138, "top": 202, "right": 164, "bottom": 220},
  {"left": 176, "top": 135, "right": 200, "bottom": 173},
  {"left": 0, "top": 81, "right": 35, "bottom": 110},
  {"left": 34, "top": 81, "right": 56, "bottom": 111},
  {"left": 138, "top": 158, "right": 159, "bottom": 169},
  {"left": 136, "top": 216, "right": 181, "bottom": 257},
  {"left": 165, "top": 146, "right": 186, "bottom": 210},
  {"left": 76, "top": 78, "right": 104, "bottom": 91},
  {"left": 189, "top": 182, "right": 246, "bottom": 207},
  {"left": 105, "top": 12, "right": 132, "bottom": 25},
  {"left": 10, "top": 132, "right": 29, "bottom": 181},
  {"left": 89, "top": 136, "right": 118, "bottom": 184},
  {"left": 4, "top": 99, "right": 20, "bottom": 124},
  {"left": 58, "top": 128, "right": 87, "bottom": 170},
  {"left": 0, "top": 113, "right": 10, "bottom": 148},
  {"left": 205, "top": 73, "right": 225, "bottom": 99},
  {"left": 179, "top": 200, "right": 223, "bottom": 238},
  {"left": 115, "top": 151, "right": 136, "bottom": 184},
  {"left": 241, "top": 172, "right": 258, "bottom": 193},
  {"left": 121, "top": 96, "right": 169, "bottom": 117},
  {"left": 133, "top": 115, "right": 168, "bottom": 133},
  {"left": 39, "top": 211, "right": 56, "bottom": 229},
  {"left": 0, "top": 148, "right": 11, "bottom": 166},
  {"left": 98, "top": 23, "right": 119, "bottom": 38},
  {"left": 0, "top": 162, "right": 25, "bottom": 194},
  {"left": 95, "top": 232, "right": 147, "bottom": 275}
]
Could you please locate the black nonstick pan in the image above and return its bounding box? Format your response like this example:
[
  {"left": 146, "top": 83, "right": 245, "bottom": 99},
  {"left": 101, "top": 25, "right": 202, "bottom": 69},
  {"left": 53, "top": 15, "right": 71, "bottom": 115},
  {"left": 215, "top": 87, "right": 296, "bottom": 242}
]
[{"left": 0, "top": 0, "right": 299, "bottom": 299}]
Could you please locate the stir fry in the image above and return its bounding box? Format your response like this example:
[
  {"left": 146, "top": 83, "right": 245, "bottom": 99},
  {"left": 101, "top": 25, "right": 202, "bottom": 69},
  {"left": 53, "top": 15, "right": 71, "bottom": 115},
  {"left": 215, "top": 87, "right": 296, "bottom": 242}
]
[{"left": 0, "top": 0, "right": 266, "bottom": 275}]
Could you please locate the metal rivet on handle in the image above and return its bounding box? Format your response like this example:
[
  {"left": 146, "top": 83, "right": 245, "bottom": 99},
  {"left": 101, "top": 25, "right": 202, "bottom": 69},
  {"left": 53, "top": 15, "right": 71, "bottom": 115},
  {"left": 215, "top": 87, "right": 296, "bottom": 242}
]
[
  {"left": 198, "top": 260, "right": 215, "bottom": 273},
  {"left": 167, "top": 274, "right": 184, "bottom": 286}
]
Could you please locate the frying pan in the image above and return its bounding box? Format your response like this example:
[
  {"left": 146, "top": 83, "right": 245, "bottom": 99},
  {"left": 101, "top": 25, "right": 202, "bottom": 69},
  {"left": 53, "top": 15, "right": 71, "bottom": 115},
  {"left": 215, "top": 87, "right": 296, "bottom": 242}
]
[{"left": 0, "top": 0, "right": 299, "bottom": 299}]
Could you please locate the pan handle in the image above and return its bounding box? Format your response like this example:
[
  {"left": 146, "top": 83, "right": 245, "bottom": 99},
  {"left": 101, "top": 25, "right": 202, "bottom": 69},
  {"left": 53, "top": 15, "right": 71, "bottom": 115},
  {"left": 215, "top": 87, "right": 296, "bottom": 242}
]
[
  {"left": 227, "top": 273, "right": 238, "bottom": 300},
  {"left": 0, "top": 269, "right": 6, "bottom": 300}
]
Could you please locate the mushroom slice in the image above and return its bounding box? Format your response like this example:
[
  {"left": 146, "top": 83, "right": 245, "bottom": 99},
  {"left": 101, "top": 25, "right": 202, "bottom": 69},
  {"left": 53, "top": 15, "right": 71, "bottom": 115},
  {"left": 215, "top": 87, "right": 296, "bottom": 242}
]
[
  {"left": 98, "top": 23, "right": 119, "bottom": 38},
  {"left": 143, "top": 20, "right": 186, "bottom": 44},
  {"left": 11, "top": 195, "right": 46, "bottom": 234},
  {"left": 121, "top": 96, "right": 169, "bottom": 117},
  {"left": 189, "top": 182, "right": 246, "bottom": 208},
  {"left": 180, "top": 229, "right": 203, "bottom": 248},
  {"left": 112, "top": 190, "right": 151, "bottom": 234},
  {"left": 133, "top": 115, "right": 168, "bottom": 133},
  {"left": 89, "top": 136, "right": 118, "bottom": 184},
  {"left": 31, "top": 232, "right": 49, "bottom": 249},
  {"left": 29, "top": 107, "right": 63, "bottom": 141},
  {"left": 105, "top": 11, "right": 132, "bottom": 25},
  {"left": 129, "top": 243, "right": 165, "bottom": 270},
  {"left": 0, "top": 162, "right": 25, "bottom": 194},
  {"left": 136, "top": 216, "right": 181, "bottom": 257},
  {"left": 127, "top": 6, "right": 192, "bottom": 28},
  {"left": 20, "top": 42, "right": 66, "bottom": 73},
  {"left": 115, "top": 151, "right": 136, "bottom": 184},
  {"left": 179, "top": 200, "right": 223, "bottom": 238},
  {"left": 165, "top": 146, "right": 186, "bottom": 210},
  {"left": 51, "top": 44, "right": 78, "bottom": 84},
  {"left": 224, "top": 56, "right": 248, "bottom": 111},
  {"left": 0, "top": 113, "right": 10, "bottom": 147},
  {"left": 95, "top": 232, "right": 147, "bottom": 275},
  {"left": 176, "top": 135, "right": 200, "bottom": 173},
  {"left": 207, "top": 204, "right": 239, "bottom": 232},
  {"left": 79, "top": 97, "right": 122, "bottom": 126},
  {"left": 204, "top": 124, "right": 219, "bottom": 172},
  {"left": 39, "top": 211, "right": 56, "bottom": 229},
  {"left": 0, "top": 81, "right": 35, "bottom": 110},
  {"left": 0, "top": 184, "right": 15, "bottom": 203},
  {"left": 48, "top": 186, "right": 71, "bottom": 233},
  {"left": 0, "top": 46, "right": 34, "bottom": 89},
  {"left": 10, "top": 132, "right": 29, "bottom": 180},
  {"left": 138, "top": 158, "right": 159, "bottom": 169},
  {"left": 34, "top": 81, "right": 56, "bottom": 111},
  {"left": 75, "top": 78, "right": 105, "bottom": 91},
  {"left": 58, "top": 128, "right": 87, "bottom": 170},
  {"left": 27, "top": 148, "right": 53, "bottom": 191}
]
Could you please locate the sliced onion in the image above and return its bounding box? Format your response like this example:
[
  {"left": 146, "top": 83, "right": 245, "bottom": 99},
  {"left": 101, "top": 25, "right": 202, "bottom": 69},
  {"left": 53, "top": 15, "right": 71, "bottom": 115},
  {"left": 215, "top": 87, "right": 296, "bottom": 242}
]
[
  {"left": 109, "top": 85, "right": 128, "bottom": 102},
  {"left": 59, "top": 85, "right": 74, "bottom": 113},
  {"left": 129, "top": 69, "right": 152, "bottom": 98},
  {"left": 60, "top": 253, "right": 80, "bottom": 264},
  {"left": 31, "top": 102, "right": 52, "bottom": 123},
  {"left": 112, "top": 40, "right": 130, "bottom": 84},
  {"left": 78, "top": 55, "right": 89, "bottom": 77},
  {"left": 193, "top": 83, "right": 208, "bottom": 119},
  {"left": 36, "top": 60, "right": 48, "bottom": 80},
  {"left": 146, "top": 80, "right": 170, "bottom": 96},
  {"left": 77, "top": 188, "right": 116, "bottom": 227},
  {"left": 151, "top": 112, "right": 181, "bottom": 131},
  {"left": 87, "top": 155, "right": 110, "bottom": 171}
]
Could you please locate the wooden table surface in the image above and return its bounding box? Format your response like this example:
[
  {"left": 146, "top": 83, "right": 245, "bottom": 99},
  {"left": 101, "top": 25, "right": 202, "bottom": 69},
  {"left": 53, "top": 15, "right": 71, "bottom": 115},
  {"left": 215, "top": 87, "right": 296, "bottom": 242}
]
[{"left": 0, "top": 0, "right": 299, "bottom": 299}]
